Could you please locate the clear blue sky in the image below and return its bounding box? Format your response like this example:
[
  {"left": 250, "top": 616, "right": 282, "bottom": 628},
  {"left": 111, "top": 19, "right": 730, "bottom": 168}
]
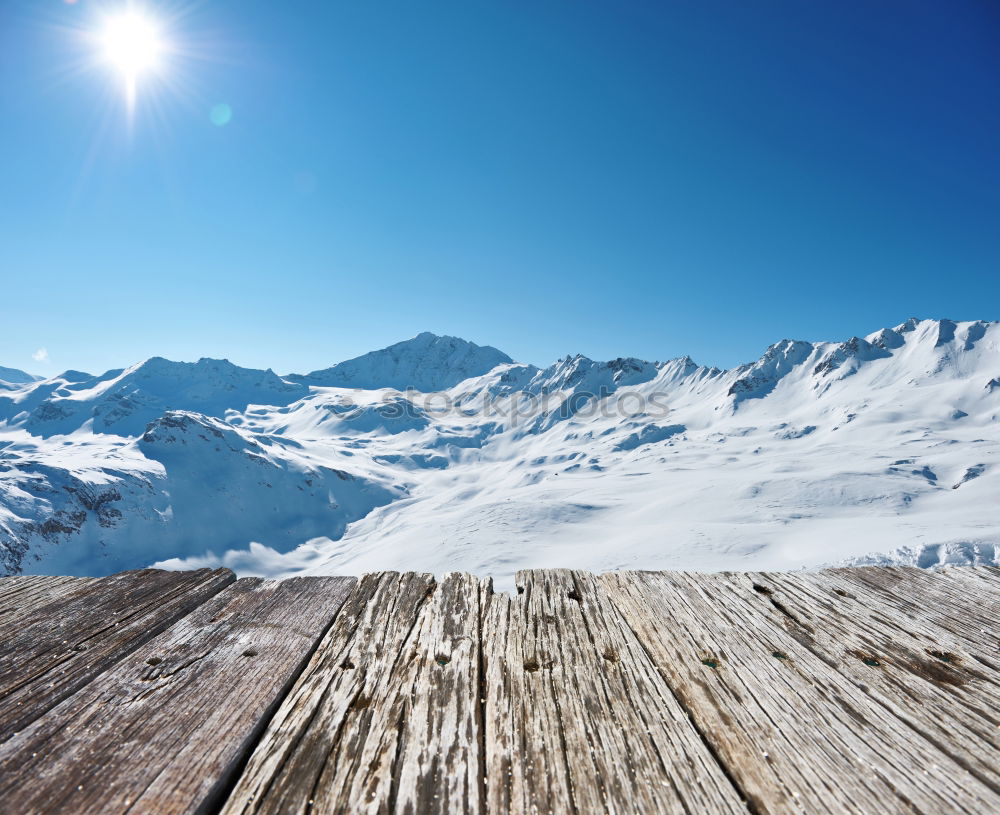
[{"left": 1, "top": 0, "right": 998, "bottom": 377}]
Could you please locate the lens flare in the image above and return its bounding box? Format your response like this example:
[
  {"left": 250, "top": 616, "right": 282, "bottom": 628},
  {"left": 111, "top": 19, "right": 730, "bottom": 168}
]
[{"left": 210, "top": 103, "right": 232, "bottom": 127}]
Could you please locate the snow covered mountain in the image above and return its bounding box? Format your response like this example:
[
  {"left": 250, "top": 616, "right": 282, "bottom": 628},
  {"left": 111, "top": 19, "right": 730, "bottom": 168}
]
[
  {"left": 287, "top": 332, "right": 512, "bottom": 391},
  {"left": 0, "top": 366, "right": 41, "bottom": 387},
  {"left": 0, "top": 357, "right": 306, "bottom": 437},
  {"left": 1, "top": 321, "right": 998, "bottom": 585}
]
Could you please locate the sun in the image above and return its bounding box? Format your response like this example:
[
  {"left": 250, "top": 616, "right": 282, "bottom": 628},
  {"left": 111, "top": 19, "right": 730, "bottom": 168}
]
[
  {"left": 98, "top": 10, "right": 166, "bottom": 111},
  {"left": 101, "top": 12, "right": 162, "bottom": 76}
]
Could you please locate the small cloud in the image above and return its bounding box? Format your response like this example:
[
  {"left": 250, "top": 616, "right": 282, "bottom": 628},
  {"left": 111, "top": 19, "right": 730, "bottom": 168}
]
[{"left": 32, "top": 347, "right": 48, "bottom": 362}]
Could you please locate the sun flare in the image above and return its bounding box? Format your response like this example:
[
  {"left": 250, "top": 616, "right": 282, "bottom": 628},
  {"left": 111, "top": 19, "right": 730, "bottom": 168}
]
[{"left": 98, "top": 10, "right": 166, "bottom": 110}]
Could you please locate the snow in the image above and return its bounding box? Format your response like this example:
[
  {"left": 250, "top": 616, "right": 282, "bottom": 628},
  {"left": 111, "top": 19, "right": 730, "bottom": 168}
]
[
  {"left": 0, "top": 366, "right": 41, "bottom": 387},
  {"left": 1, "top": 322, "right": 999, "bottom": 588},
  {"left": 0, "top": 357, "right": 306, "bottom": 437},
  {"left": 288, "top": 332, "right": 512, "bottom": 392}
]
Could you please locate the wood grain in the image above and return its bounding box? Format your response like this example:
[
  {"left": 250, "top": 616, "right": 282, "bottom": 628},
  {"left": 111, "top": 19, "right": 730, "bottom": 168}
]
[
  {"left": 391, "top": 572, "right": 486, "bottom": 815},
  {"left": 222, "top": 571, "right": 486, "bottom": 815},
  {"left": 0, "top": 575, "right": 97, "bottom": 624},
  {"left": 0, "top": 575, "right": 355, "bottom": 815},
  {"left": 602, "top": 570, "right": 1000, "bottom": 814},
  {"left": 1, "top": 566, "right": 998, "bottom": 815},
  {"left": 829, "top": 566, "right": 1000, "bottom": 665},
  {"left": 224, "top": 573, "right": 482, "bottom": 815},
  {"left": 483, "top": 569, "right": 749, "bottom": 815},
  {"left": 0, "top": 567, "right": 234, "bottom": 741},
  {"left": 744, "top": 569, "right": 1000, "bottom": 794}
]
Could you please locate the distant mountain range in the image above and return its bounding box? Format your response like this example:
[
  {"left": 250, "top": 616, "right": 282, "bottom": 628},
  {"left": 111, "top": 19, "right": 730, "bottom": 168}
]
[{"left": 1, "top": 318, "right": 997, "bottom": 583}]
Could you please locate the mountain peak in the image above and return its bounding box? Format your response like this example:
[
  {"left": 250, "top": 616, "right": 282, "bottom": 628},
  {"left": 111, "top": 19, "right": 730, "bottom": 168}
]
[
  {"left": 0, "top": 365, "right": 41, "bottom": 385},
  {"left": 291, "top": 333, "right": 513, "bottom": 392}
]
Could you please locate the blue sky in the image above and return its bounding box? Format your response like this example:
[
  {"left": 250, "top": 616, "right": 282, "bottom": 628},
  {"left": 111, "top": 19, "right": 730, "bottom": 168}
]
[{"left": 1, "top": 0, "right": 998, "bottom": 377}]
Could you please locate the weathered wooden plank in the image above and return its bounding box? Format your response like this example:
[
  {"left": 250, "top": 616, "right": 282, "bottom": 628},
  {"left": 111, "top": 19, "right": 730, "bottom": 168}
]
[
  {"left": 483, "top": 569, "right": 749, "bottom": 815},
  {"left": 0, "top": 575, "right": 84, "bottom": 594},
  {"left": 933, "top": 566, "right": 1000, "bottom": 622},
  {"left": 0, "top": 575, "right": 97, "bottom": 624},
  {"left": 0, "top": 575, "right": 356, "bottom": 815},
  {"left": 744, "top": 569, "right": 1000, "bottom": 794},
  {"left": 602, "top": 570, "right": 1000, "bottom": 815},
  {"left": 0, "top": 567, "right": 234, "bottom": 741},
  {"left": 222, "top": 571, "right": 483, "bottom": 815},
  {"left": 392, "top": 572, "right": 486, "bottom": 815},
  {"left": 839, "top": 566, "right": 1000, "bottom": 624},
  {"left": 0, "top": 566, "right": 996, "bottom": 815},
  {"left": 956, "top": 565, "right": 1000, "bottom": 584},
  {"left": 828, "top": 566, "right": 1000, "bottom": 663}
]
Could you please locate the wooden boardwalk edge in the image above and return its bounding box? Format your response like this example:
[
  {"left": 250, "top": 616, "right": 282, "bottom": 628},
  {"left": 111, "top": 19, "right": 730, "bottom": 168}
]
[{"left": 0, "top": 566, "right": 998, "bottom": 814}]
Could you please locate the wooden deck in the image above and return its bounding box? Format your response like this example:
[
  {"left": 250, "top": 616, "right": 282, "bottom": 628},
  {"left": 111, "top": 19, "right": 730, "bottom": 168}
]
[{"left": 1, "top": 567, "right": 998, "bottom": 814}]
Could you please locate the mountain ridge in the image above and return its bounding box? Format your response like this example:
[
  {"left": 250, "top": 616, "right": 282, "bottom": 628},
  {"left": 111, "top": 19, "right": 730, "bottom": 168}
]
[
  {"left": 286, "top": 331, "right": 513, "bottom": 392},
  {"left": 1, "top": 318, "right": 998, "bottom": 582},
  {"left": 6, "top": 318, "right": 995, "bottom": 403},
  {"left": 0, "top": 366, "right": 41, "bottom": 386}
]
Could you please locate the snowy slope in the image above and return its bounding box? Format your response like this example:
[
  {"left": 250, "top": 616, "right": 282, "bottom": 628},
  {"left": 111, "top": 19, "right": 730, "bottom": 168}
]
[
  {"left": 2, "top": 322, "right": 999, "bottom": 584},
  {"left": 0, "top": 411, "right": 398, "bottom": 575}
]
